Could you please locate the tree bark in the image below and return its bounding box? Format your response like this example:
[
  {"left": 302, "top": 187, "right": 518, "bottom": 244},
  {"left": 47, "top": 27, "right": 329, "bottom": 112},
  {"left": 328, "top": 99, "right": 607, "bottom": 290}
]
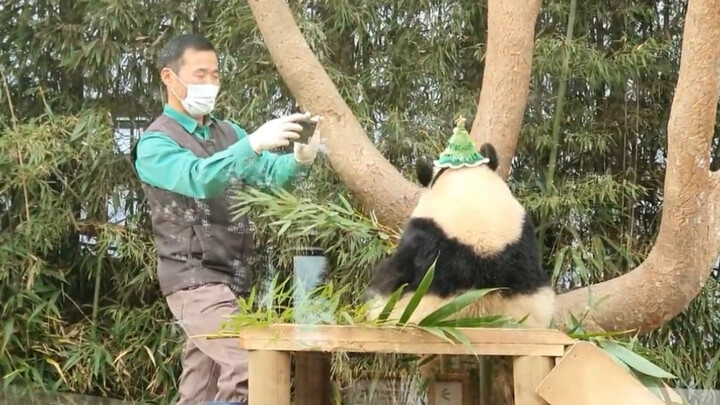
[
  {"left": 246, "top": 0, "right": 419, "bottom": 229},
  {"left": 554, "top": 0, "right": 720, "bottom": 333},
  {"left": 469, "top": 0, "right": 542, "bottom": 180}
]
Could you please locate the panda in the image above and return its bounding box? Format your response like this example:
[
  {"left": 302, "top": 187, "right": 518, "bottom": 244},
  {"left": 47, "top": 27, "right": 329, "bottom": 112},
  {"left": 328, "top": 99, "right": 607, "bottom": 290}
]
[
  {"left": 364, "top": 141, "right": 555, "bottom": 405},
  {"left": 364, "top": 141, "right": 555, "bottom": 326}
]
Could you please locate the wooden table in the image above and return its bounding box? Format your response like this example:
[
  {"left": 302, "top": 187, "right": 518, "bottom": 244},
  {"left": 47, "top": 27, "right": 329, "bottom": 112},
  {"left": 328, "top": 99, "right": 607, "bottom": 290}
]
[{"left": 223, "top": 324, "right": 577, "bottom": 405}]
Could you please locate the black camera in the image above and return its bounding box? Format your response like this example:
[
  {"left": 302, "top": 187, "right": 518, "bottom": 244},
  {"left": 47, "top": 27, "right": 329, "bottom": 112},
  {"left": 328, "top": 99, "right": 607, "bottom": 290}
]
[{"left": 294, "top": 118, "right": 317, "bottom": 144}]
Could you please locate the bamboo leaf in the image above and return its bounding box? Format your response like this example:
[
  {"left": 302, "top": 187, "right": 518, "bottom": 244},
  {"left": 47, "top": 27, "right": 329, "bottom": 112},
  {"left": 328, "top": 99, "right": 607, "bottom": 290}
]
[
  {"left": 418, "top": 287, "right": 503, "bottom": 326},
  {"left": 416, "top": 326, "right": 454, "bottom": 344},
  {"left": 441, "top": 327, "right": 476, "bottom": 358},
  {"left": 552, "top": 246, "right": 568, "bottom": 281},
  {"left": 376, "top": 284, "right": 407, "bottom": 323},
  {"left": 599, "top": 341, "right": 677, "bottom": 379},
  {"left": 568, "top": 329, "right": 635, "bottom": 340},
  {"left": 433, "top": 315, "right": 512, "bottom": 328},
  {"left": 398, "top": 257, "right": 438, "bottom": 325},
  {"left": 339, "top": 311, "right": 355, "bottom": 325},
  {"left": 1, "top": 319, "right": 14, "bottom": 355},
  {"left": 337, "top": 194, "right": 352, "bottom": 210}
]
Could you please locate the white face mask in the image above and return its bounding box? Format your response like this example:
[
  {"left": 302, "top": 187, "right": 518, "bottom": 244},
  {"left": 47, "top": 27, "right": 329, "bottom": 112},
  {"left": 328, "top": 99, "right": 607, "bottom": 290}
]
[{"left": 169, "top": 71, "right": 219, "bottom": 117}]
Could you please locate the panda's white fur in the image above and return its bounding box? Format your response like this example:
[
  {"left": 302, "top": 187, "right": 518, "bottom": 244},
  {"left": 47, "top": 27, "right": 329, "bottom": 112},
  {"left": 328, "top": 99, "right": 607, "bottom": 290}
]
[
  {"left": 413, "top": 162, "right": 527, "bottom": 256},
  {"left": 364, "top": 142, "right": 556, "bottom": 405}
]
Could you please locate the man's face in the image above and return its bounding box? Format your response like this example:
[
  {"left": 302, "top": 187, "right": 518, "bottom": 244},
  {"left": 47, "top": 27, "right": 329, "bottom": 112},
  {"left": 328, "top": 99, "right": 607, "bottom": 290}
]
[{"left": 161, "top": 48, "right": 219, "bottom": 101}]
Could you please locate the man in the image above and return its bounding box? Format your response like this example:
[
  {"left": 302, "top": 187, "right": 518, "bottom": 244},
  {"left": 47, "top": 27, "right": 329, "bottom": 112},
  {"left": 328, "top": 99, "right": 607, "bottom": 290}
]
[{"left": 130, "top": 33, "right": 320, "bottom": 405}]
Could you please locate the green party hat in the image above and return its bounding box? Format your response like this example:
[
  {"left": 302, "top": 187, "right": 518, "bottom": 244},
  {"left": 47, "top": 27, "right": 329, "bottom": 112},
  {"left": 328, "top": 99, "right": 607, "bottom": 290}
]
[{"left": 433, "top": 116, "right": 489, "bottom": 169}]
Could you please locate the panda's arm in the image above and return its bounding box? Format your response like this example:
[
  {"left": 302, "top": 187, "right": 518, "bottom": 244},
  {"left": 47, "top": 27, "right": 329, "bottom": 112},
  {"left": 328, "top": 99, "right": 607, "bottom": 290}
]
[
  {"left": 369, "top": 219, "right": 442, "bottom": 294},
  {"left": 385, "top": 219, "right": 443, "bottom": 288},
  {"left": 369, "top": 257, "right": 407, "bottom": 294}
]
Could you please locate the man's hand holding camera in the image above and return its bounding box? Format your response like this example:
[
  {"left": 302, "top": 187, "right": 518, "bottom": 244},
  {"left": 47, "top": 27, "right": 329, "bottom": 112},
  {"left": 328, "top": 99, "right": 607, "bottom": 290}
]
[{"left": 247, "top": 112, "right": 321, "bottom": 165}]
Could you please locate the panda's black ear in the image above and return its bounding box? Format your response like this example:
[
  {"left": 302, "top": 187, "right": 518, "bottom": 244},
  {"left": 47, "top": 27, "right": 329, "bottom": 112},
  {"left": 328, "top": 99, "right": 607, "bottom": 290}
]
[
  {"left": 415, "top": 157, "right": 434, "bottom": 187},
  {"left": 479, "top": 143, "right": 499, "bottom": 171}
]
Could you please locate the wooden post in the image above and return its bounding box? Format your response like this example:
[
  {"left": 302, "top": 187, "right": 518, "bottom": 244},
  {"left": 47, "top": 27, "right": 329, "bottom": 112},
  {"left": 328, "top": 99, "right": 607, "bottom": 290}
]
[
  {"left": 512, "top": 356, "right": 553, "bottom": 405},
  {"left": 249, "top": 350, "right": 291, "bottom": 405},
  {"left": 477, "top": 356, "right": 491, "bottom": 404},
  {"left": 294, "top": 352, "right": 332, "bottom": 405}
]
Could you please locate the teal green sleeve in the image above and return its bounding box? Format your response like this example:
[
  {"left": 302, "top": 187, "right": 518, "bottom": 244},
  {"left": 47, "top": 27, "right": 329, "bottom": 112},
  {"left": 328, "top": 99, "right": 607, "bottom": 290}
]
[
  {"left": 133, "top": 125, "right": 310, "bottom": 199},
  {"left": 134, "top": 131, "right": 261, "bottom": 198}
]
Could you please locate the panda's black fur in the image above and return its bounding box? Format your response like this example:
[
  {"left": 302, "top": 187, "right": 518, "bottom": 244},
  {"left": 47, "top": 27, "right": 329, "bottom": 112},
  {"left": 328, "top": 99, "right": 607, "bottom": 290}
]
[
  {"left": 364, "top": 142, "right": 555, "bottom": 405},
  {"left": 368, "top": 212, "right": 547, "bottom": 300}
]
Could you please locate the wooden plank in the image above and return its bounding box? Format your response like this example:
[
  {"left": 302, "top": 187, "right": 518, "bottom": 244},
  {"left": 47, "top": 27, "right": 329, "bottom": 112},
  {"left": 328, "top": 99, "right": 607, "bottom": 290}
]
[
  {"left": 221, "top": 324, "right": 574, "bottom": 351},
  {"left": 225, "top": 324, "right": 572, "bottom": 356},
  {"left": 294, "top": 352, "right": 332, "bottom": 405},
  {"left": 658, "top": 382, "right": 684, "bottom": 403},
  {"left": 249, "top": 350, "right": 291, "bottom": 405},
  {"left": 239, "top": 338, "right": 566, "bottom": 356},
  {"left": 230, "top": 324, "right": 576, "bottom": 345},
  {"left": 536, "top": 342, "right": 666, "bottom": 405},
  {"left": 513, "top": 356, "right": 553, "bottom": 405}
]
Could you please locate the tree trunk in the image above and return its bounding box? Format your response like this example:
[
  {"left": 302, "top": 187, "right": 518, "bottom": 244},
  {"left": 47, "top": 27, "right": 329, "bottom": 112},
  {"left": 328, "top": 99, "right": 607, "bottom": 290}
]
[
  {"left": 249, "top": 0, "right": 720, "bottom": 334},
  {"left": 553, "top": 0, "right": 720, "bottom": 333},
  {"left": 470, "top": 0, "right": 542, "bottom": 180}
]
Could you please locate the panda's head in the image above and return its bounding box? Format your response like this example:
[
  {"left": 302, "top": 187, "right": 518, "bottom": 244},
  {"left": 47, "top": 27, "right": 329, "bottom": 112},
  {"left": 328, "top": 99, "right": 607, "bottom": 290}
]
[
  {"left": 411, "top": 142, "right": 526, "bottom": 255},
  {"left": 415, "top": 142, "right": 499, "bottom": 189}
]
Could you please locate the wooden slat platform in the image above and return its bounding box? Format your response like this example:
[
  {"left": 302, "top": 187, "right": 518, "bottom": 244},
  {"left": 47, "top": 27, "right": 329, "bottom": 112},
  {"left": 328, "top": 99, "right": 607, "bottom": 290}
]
[
  {"left": 213, "top": 324, "right": 578, "bottom": 405},
  {"left": 221, "top": 324, "right": 575, "bottom": 357}
]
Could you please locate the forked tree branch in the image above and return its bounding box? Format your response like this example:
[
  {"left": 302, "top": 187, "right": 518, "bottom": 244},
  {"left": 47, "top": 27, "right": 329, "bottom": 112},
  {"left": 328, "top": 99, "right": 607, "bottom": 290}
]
[
  {"left": 246, "top": 0, "right": 419, "bottom": 229},
  {"left": 470, "top": 0, "right": 542, "bottom": 179},
  {"left": 554, "top": 0, "right": 720, "bottom": 333}
]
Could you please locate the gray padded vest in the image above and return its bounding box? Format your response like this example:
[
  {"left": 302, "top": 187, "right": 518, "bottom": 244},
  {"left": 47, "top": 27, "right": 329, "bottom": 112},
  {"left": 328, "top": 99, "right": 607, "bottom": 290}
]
[{"left": 131, "top": 115, "right": 255, "bottom": 296}]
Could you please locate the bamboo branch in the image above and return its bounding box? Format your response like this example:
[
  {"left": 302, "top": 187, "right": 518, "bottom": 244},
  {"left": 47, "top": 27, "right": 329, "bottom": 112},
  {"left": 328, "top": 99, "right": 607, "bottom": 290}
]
[
  {"left": 539, "top": 0, "right": 577, "bottom": 259},
  {"left": 0, "top": 65, "right": 30, "bottom": 223}
]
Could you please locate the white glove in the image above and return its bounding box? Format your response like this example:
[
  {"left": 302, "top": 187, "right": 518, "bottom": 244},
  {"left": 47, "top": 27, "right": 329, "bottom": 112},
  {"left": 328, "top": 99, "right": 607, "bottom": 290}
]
[
  {"left": 294, "top": 116, "right": 321, "bottom": 165},
  {"left": 247, "top": 112, "right": 310, "bottom": 154}
]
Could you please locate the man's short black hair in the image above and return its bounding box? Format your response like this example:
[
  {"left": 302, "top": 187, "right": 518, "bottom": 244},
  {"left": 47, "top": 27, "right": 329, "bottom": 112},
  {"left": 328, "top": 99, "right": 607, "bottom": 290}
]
[{"left": 156, "top": 33, "right": 215, "bottom": 72}]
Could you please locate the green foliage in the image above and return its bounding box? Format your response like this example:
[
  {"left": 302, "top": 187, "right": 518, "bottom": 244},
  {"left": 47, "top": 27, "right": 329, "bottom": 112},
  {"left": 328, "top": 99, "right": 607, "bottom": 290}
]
[
  {"left": 417, "top": 289, "right": 508, "bottom": 327},
  {"left": 215, "top": 273, "right": 367, "bottom": 332},
  {"left": 566, "top": 320, "right": 675, "bottom": 379},
  {"left": 215, "top": 259, "right": 517, "bottom": 334},
  {"left": 228, "top": 186, "right": 400, "bottom": 289},
  {"left": 0, "top": 108, "right": 179, "bottom": 401}
]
